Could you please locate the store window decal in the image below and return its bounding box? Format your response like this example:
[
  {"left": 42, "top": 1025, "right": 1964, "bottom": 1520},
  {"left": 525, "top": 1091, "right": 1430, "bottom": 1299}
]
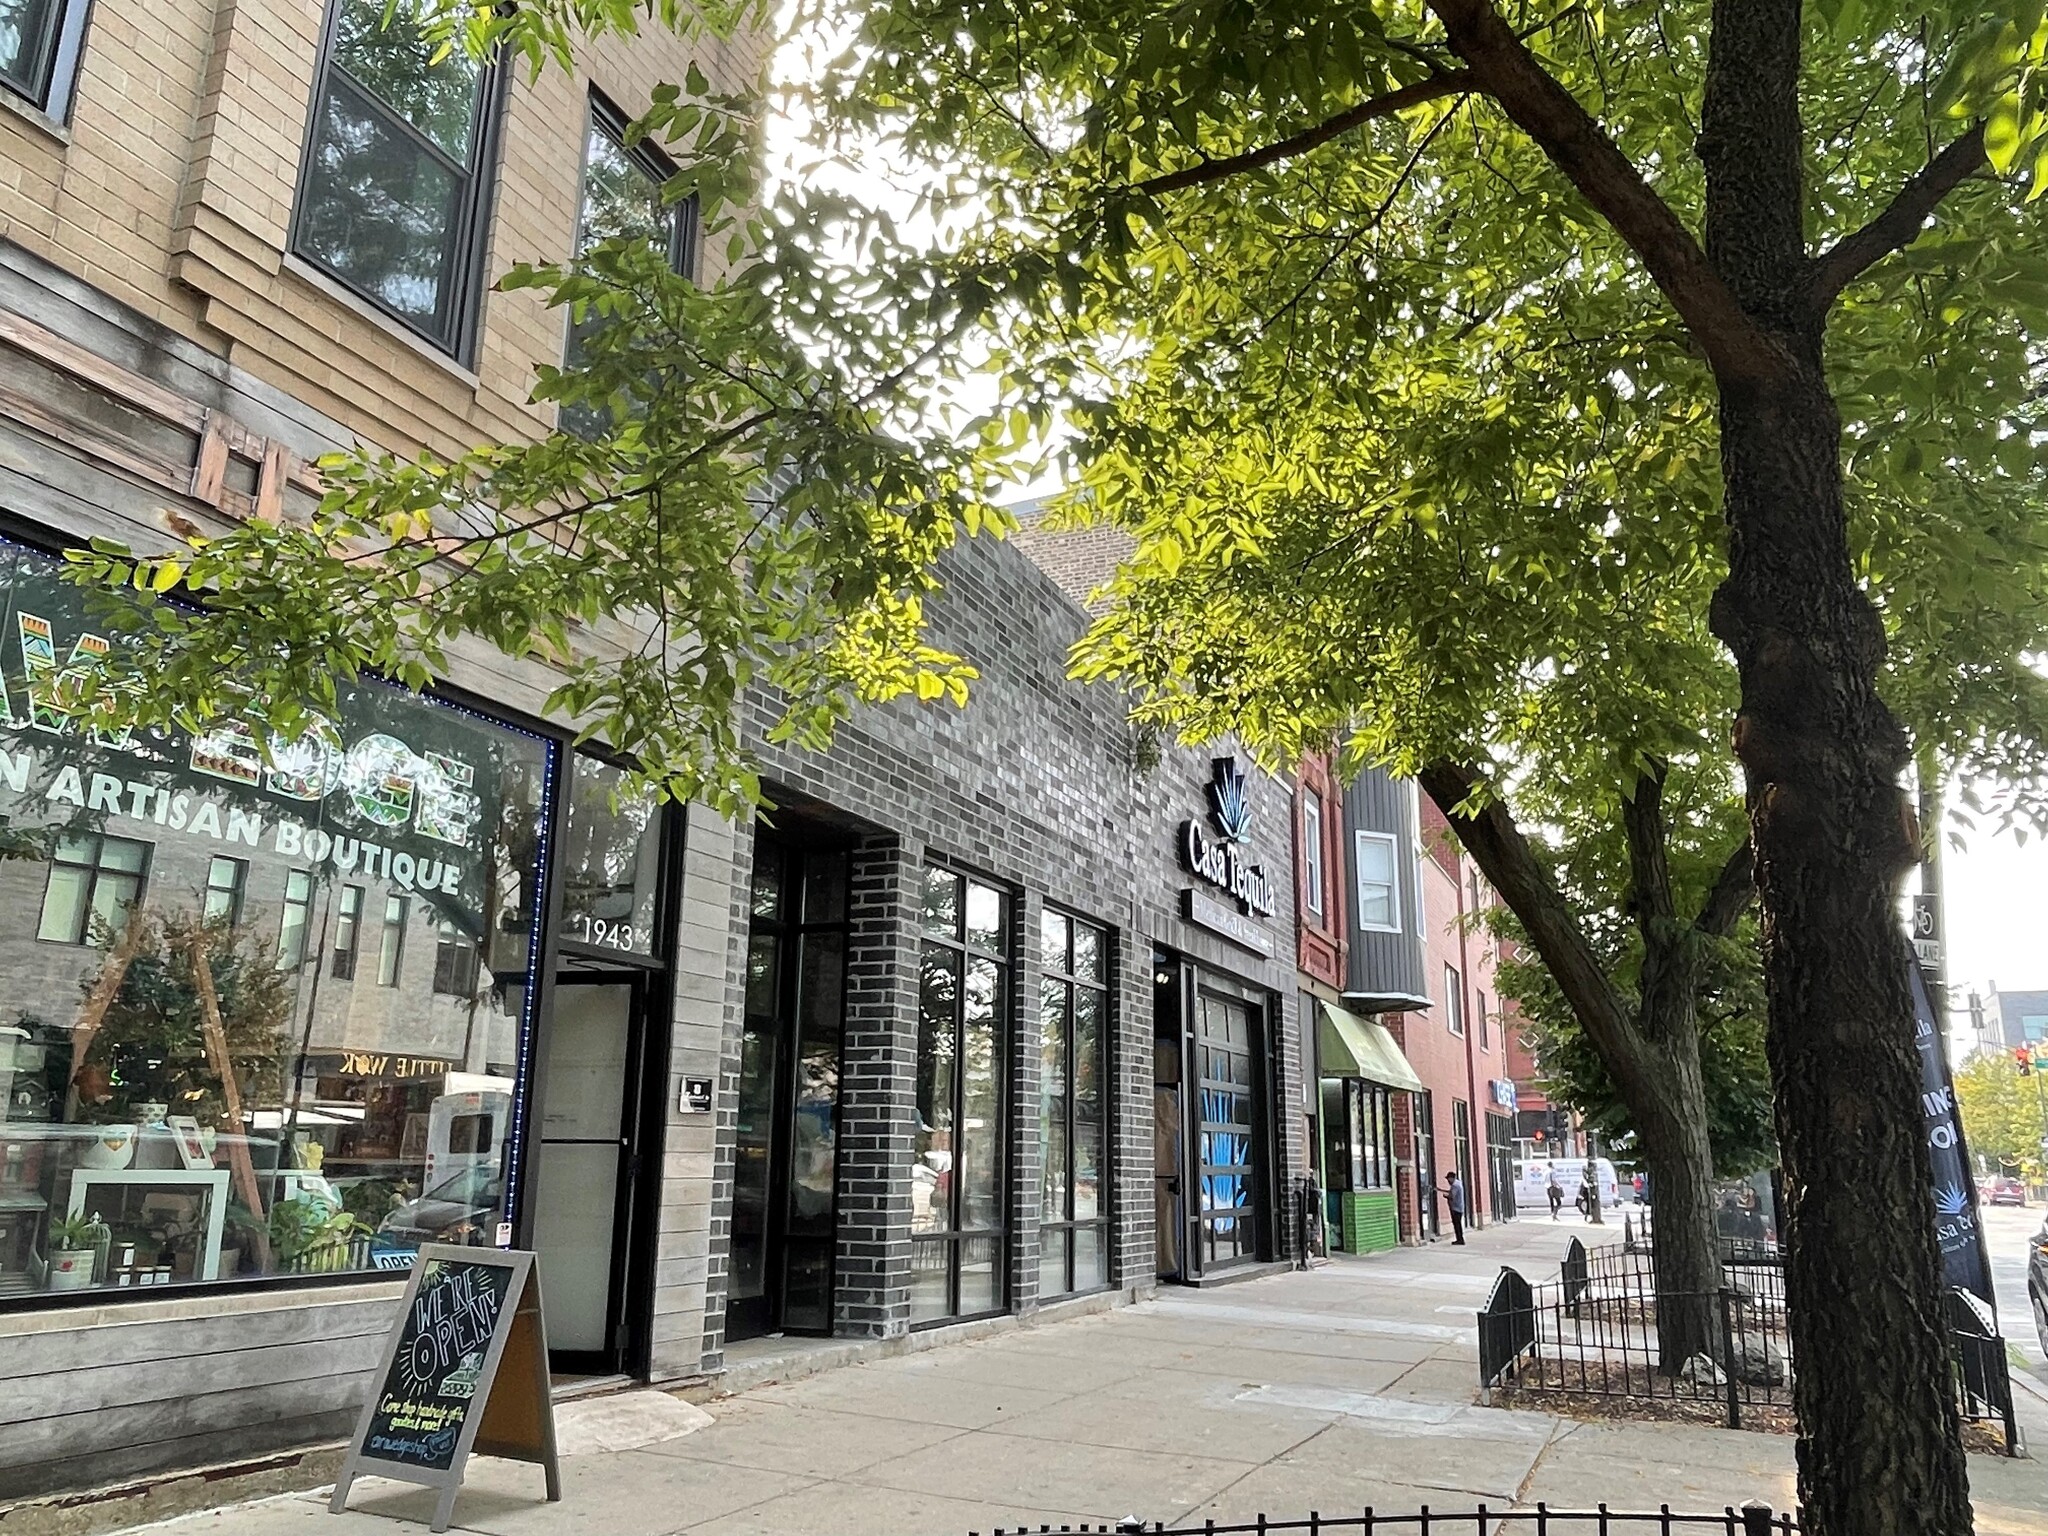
[{"left": 0, "top": 544, "right": 554, "bottom": 1302}]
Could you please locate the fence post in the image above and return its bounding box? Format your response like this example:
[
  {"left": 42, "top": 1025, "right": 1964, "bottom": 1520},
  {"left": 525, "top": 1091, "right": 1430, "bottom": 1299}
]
[
  {"left": 1717, "top": 1287, "right": 1741, "bottom": 1430},
  {"left": 1740, "top": 1503, "right": 1774, "bottom": 1536}
]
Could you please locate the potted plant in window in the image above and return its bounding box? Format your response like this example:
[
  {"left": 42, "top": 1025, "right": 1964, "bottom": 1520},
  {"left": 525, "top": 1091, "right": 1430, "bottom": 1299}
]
[
  {"left": 269, "top": 1200, "right": 367, "bottom": 1274},
  {"left": 44, "top": 1211, "right": 106, "bottom": 1291}
]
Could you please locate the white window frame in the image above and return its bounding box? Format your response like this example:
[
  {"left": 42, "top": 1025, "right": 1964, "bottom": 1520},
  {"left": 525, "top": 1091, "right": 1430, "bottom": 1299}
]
[
  {"left": 1445, "top": 964, "right": 1465, "bottom": 1036},
  {"left": 1301, "top": 788, "right": 1325, "bottom": 919},
  {"left": 1353, "top": 829, "right": 1402, "bottom": 933}
]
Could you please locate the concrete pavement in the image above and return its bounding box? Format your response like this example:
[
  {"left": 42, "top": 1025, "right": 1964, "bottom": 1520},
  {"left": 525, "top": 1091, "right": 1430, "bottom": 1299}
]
[{"left": 95, "top": 1215, "right": 2048, "bottom": 1536}]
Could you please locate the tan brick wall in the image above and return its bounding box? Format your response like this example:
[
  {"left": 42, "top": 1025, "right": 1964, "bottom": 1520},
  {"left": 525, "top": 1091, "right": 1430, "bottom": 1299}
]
[{"left": 3, "top": 0, "right": 772, "bottom": 461}]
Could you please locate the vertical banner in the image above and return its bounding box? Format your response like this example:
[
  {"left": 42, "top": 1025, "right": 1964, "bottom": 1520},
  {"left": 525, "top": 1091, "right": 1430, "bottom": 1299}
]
[{"left": 1910, "top": 962, "right": 1995, "bottom": 1312}]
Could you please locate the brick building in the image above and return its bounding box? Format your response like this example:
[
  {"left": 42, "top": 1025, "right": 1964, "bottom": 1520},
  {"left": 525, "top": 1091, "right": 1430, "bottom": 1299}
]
[{"left": 0, "top": 7, "right": 1314, "bottom": 1500}]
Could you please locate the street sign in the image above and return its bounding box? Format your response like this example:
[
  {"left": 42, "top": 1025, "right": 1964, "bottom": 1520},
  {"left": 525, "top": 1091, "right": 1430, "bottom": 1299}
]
[{"left": 1912, "top": 895, "right": 1942, "bottom": 969}]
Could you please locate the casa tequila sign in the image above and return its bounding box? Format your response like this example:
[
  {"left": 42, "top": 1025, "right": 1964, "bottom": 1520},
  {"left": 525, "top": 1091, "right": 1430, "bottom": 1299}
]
[{"left": 1179, "top": 757, "right": 1277, "bottom": 918}]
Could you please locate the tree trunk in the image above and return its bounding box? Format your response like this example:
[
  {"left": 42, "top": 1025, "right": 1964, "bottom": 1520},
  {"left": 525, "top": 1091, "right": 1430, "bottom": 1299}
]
[
  {"left": 1710, "top": 358, "right": 1972, "bottom": 1536},
  {"left": 1632, "top": 1059, "right": 1722, "bottom": 1370}
]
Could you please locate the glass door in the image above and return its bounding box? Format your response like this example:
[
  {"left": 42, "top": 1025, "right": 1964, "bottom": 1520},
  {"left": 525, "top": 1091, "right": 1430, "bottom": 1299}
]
[
  {"left": 532, "top": 975, "right": 644, "bottom": 1373},
  {"left": 728, "top": 828, "right": 849, "bottom": 1341},
  {"left": 1195, "top": 992, "right": 1263, "bottom": 1269}
]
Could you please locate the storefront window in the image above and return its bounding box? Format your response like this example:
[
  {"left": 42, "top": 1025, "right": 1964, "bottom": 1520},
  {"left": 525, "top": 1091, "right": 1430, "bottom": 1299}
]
[
  {"left": 558, "top": 755, "right": 662, "bottom": 957},
  {"left": 0, "top": 545, "right": 552, "bottom": 1302},
  {"left": 912, "top": 863, "right": 1008, "bottom": 1324},
  {"left": 1039, "top": 906, "right": 1110, "bottom": 1299}
]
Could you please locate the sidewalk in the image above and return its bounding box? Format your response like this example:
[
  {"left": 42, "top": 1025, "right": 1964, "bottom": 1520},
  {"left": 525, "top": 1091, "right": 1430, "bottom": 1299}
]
[{"left": 105, "top": 1218, "right": 2048, "bottom": 1536}]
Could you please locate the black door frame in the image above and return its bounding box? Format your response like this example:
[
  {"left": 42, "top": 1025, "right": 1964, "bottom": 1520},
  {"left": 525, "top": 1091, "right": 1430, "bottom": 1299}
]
[
  {"left": 538, "top": 968, "right": 660, "bottom": 1376},
  {"left": 727, "top": 827, "right": 852, "bottom": 1342}
]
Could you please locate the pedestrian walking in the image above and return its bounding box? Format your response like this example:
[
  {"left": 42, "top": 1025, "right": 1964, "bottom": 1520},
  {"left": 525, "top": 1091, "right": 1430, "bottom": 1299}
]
[
  {"left": 1547, "top": 1168, "right": 1563, "bottom": 1220},
  {"left": 1445, "top": 1171, "right": 1467, "bottom": 1245}
]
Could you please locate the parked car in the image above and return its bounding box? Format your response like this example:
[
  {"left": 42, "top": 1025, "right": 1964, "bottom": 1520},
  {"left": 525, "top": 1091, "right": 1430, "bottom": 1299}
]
[
  {"left": 377, "top": 1164, "right": 503, "bottom": 1250},
  {"left": 1986, "top": 1175, "right": 2028, "bottom": 1207},
  {"left": 2030, "top": 1216, "right": 2048, "bottom": 1356}
]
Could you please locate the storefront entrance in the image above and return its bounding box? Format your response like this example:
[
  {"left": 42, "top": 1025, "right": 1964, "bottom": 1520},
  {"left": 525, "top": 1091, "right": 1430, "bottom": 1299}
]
[
  {"left": 1194, "top": 992, "right": 1263, "bottom": 1269},
  {"left": 727, "top": 826, "right": 850, "bottom": 1341},
  {"left": 532, "top": 972, "right": 661, "bottom": 1375}
]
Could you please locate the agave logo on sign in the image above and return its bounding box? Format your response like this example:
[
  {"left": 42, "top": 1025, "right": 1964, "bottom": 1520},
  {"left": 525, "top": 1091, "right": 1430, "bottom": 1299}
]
[{"left": 1179, "top": 757, "right": 1276, "bottom": 918}]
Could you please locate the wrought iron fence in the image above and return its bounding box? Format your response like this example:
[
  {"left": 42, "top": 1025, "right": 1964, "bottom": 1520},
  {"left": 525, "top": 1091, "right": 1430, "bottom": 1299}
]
[
  {"left": 1478, "top": 1239, "right": 2020, "bottom": 1454},
  {"left": 973, "top": 1501, "right": 1804, "bottom": 1536}
]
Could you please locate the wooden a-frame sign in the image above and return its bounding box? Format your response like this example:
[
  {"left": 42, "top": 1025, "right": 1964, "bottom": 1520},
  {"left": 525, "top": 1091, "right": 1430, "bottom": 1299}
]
[{"left": 330, "top": 1245, "right": 560, "bottom": 1533}]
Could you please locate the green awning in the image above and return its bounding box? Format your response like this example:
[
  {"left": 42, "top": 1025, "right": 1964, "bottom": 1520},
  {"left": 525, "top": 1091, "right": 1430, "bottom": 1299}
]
[{"left": 1318, "top": 1003, "right": 1426, "bottom": 1094}]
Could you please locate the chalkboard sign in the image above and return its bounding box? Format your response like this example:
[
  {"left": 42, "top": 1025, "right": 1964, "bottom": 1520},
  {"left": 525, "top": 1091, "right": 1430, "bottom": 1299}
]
[{"left": 330, "top": 1246, "right": 559, "bottom": 1533}]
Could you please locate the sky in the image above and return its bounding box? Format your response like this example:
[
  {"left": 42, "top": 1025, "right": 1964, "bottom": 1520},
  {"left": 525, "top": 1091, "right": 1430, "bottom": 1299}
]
[{"left": 1938, "top": 803, "right": 2048, "bottom": 1022}]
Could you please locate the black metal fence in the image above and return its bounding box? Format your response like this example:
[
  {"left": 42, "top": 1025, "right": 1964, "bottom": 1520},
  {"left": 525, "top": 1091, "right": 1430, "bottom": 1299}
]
[
  {"left": 974, "top": 1502, "right": 1804, "bottom": 1536},
  {"left": 1478, "top": 1239, "right": 2020, "bottom": 1454}
]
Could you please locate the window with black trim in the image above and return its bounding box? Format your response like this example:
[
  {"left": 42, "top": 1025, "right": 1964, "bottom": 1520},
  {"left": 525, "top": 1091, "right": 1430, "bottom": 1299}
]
[
  {"left": 559, "top": 92, "right": 699, "bottom": 436},
  {"left": 37, "top": 834, "right": 149, "bottom": 945},
  {"left": 293, "top": 0, "right": 503, "bottom": 356},
  {"left": 1, "top": 0, "right": 90, "bottom": 120},
  {"left": 1039, "top": 906, "right": 1111, "bottom": 1299},
  {"left": 202, "top": 856, "right": 248, "bottom": 927},
  {"left": 912, "top": 864, "right": 1009, "bottom": 1324},
  {"left": 432, "top": 918, "right": 479, "bottom": 996},
  {"left": 376, "top": 893, "right": 407, "bottom": 987},
  {"left": 1445, "top": 964, "right": 1464, "bottom": 1036},
  {"left": 331, "top": 883, "right": 364, "bottom": 979},
  {"left": 276, "top": 870, "right": 314, "bottom": 966}
]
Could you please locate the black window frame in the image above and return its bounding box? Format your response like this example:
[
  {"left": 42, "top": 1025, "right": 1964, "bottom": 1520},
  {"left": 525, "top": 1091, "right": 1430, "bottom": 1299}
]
[
  {"left": 331, "top": 882, "right": 364, "bottom": 979},
  {"left": 202, "top": 854, "right": 249, "bottom": 927},
  {"left": 0, "top": 0, "right": 92, "bottom": 121},
  {"left": 376, "top": 891, "right": 408, "bottom": 987},
  {"left": 431, "top": 917, "right": 480, "bottom": 996},
  {"left": 574, "top": 90, "right": 701, "bottom": 281},
  {"left": 288, "top": 0, "right": 511, "bottom": 361},
  {"left": 275, "top": 868, "right": 314, "bottom": 967},
  {"left": 36, "top": 832, "right": 150, "bottom": 946},
  {"left": 1037, "top": 904, "right": 1113, "bottom": 1301},
  {"left": 1444, "top": 962, "right": 1464, "bottom": 1036},
  {"left": 912, "top": 861, "right": 1012, "bottom": 1327}
]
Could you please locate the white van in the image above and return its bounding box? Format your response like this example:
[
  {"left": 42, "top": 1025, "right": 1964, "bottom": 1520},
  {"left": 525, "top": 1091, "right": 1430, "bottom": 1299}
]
[{"left": 1515, "top": 1157, "right": 1622, "bottom": 1211}]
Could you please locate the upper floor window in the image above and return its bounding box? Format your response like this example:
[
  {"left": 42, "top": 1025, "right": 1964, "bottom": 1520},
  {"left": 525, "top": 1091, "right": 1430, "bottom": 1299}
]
[
  {"left": 560, "top": 93, "right": 698, "bottom": 435},
  {"left": 202, "top": 856, "right": 248, "bottom": 927},
  {"left": 1301, "top": 788, "right": 1325, "bottom": 919},
  {"left": 1445, "top": 964, "right": 1464, "bottom": 1036},
  {"left": 0, "top": 0, "right": 90, "bottom": 120},
  {"left": 1476, "top": 990, "right": 1490, "bottom": 1050},
  {"left": 37, "top": 834, "right": 149, "bottom": 945},
  {"left": 293, "top": 0, "right": 503, "bottom": 357},
  {"left": 1354, "top": 830, "right": 1400, "bottom": 933}
]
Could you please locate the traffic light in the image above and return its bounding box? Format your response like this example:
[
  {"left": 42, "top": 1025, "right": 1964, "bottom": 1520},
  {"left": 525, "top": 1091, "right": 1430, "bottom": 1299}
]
[{"left": 2018, "top": 1046, "right": 2035, "bottom": 1077}]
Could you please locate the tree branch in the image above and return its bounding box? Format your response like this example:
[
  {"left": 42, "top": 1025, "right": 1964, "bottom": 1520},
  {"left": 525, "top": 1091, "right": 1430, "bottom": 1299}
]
[
  {"left": 1419, "top": 761, "right": 1650, "bottom": 1085},
  {"left": 1621, "top": 762, "right": 1677, "bottom": 929},
  {"left": 1133, "top": 73, "right": 1476, "bottom": 197},
  {"left": 1422, "top": 0, "right": 1781, "bottom": 383},
  {"left": 1694, "top": 837, "right": 1756, "bottom": 937},
  {"left": 1806, "top": 124, "right": 1988, "bottom": 311}
]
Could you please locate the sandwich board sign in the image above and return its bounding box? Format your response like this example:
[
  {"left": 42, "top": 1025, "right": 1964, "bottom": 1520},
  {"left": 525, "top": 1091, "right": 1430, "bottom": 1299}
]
[{"left": 331, "top": 1246, "right": 560, "bottom": 1532}]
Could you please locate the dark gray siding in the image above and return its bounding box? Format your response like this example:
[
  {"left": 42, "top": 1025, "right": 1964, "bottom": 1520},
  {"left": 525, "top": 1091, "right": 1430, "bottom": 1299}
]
[{"left": 1342, "top": 769, "right": 1429, "bottom": 1009}]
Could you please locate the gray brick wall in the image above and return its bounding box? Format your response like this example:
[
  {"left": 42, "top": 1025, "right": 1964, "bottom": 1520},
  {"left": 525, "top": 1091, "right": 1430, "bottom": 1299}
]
[{"left": 682, "top": 524, "right": 1304, "bottom": 1371}]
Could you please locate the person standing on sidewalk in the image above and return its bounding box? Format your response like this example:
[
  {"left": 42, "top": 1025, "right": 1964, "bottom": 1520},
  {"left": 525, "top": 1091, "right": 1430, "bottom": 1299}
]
[
  {"left": 1445, "top": 1172, "right": 1467, "bottom": 1245},
  {"left": 1547, "top": 1168, "right": 1564, "bottom": 1219}
]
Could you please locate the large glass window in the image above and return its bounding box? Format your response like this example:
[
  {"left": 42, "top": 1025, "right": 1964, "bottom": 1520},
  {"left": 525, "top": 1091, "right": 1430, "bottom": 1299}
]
[
  {"left": 293, "top": 0, "right": 502, "bottom": 355},
  {"left": 912, "top": 864, "right": 1009, "bottom": 1324},
  {"left": 0, "top": 543, "right": 552, "bottom": 1304},
  {"left": 558, "top": 755, "right": 662, "bottom": 956},
  {"left": 1039, "top": 907, "right": 1110, "bottom": 1299},
  {"left": 1321, "top": 1078, "right": 1395, "bottom": 1193},
  {"left": 1354, "top": 830, "right": 1400, "bottom": 932},
  {"left": 0, "top": 0, "right": 89, "bottom": 118}
]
